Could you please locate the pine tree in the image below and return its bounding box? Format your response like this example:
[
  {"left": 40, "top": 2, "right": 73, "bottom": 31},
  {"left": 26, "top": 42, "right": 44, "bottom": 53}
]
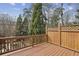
[
  {"left": 21, "top": 16, "right": 28, "bottom": 35},
  {"left": 30, "top": 3, "right": 45, "bottom": 35},
  {"left": 16, "top": 14, "right": 22, "bottom": 36}
]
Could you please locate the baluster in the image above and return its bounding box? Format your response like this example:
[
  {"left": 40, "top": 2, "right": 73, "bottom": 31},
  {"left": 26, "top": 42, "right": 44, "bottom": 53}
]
[
  {"left": 16, "top": 39, "right": 18, "bottom": 49},
  {"left": 14, "top": 39, "right": 16, "bottom": 49},
  {"left": 28, "top": 37, "right": 30, "bottom": 46},
  {"left": 15, "top": 39, "right": 17, "bottom": 49},
  {"left": 33, "top": 36, "right": 35, "bottom": 45},
  {"left": 7, "top": 39, "right": 9, "bottom": 52},
  {"left": 29, "top": 37, "right": 30, "bottom": 46},
  {"left": 12, "top": 39, "right": 14, "bottom": 50},
  {"left": 27, "top": 37, "right": 32, "bottom": 46},
  {"left": 22, "top": 39, "right": 24, "bottom": 48},
  {"left": 24, "top": 38, "right": 27, "bottom": 47},
  {"left": 17, "top": 39, "right": 19, "bottom": 49},
  {"left": 23, "top": 39, "right": 25, "bottom": 47},
  {"left": 34, "top": 36, "right": 35, "bottom": 44},
  {"left": 0, "top": 43, "right": 2, "bottom": 54},
  {"left": 8, "top": 40, "right": 10, "bottom": 51},
  {"left": 13, "top": 39, "right": 15, "bottom": 50},
  {"left": 21, "top": 39, "right": 23, "bottom": 48},
  {"left": 39, "top": 35, "right": 40, "bottom": 43},
  {"left": 35, "top": 36, "right": 37, "bottom": 44},
  {"left": 6, "top": 39, "right": 8, "bottom": 52},
  {"left": 31, "top": 37, "right": 33, "bottom": 46},
  {"left": 29, "top": 37, "right": 31, "bottom": 46},
  {"left": 10, "top": 39, "right": 13, "bottom": 51},
  {"left": 41, "top": 35, "right": 42, "bottom": 43},
  {"left": 32, "top": 36, "right": 33, "bottom": 46},
  {"left": 18, "top": 39, "right": 20, "bottom": 48},
  {"left": 18, "top": 39, "right": 20, "bottom": 49},
  {"left": 38, "top": 36, "right": 40, "bottom": 43},
  {"left": 5, "top": 40, "right": 7, "bottom": 52},
  {"left": 8, "top": 39, "right": 10, "bottom": 51},
  {"left": 38, "top": 36, "right": 39, "bottom": 43},
  {"left": 0, "top": 44, "right": 1, "bottom": 54},
  {"left": 10, "top": 39, "right": 12, "bottom": 51},
  {"left": 20, "top": 39, "right": 22, "bottom": 48},
  {"left": 25, "top": 38, "right": 26, "bottom": 47},
  {"left": 38, "top": 36, "right": 39, "bottom": 44},
  {"left": 25, "top": 37, "right": 27, "bottom": 47},
  {"left": 14, "top": 39, "right": 16, "bottom": 50},
  {"left": 22, "top": 39, "right": 23, "bottom": 48},
  {"left": 22, "top": 39, "right": 25, "bottom": 47},
  {"left": 5, "top": 40, "right": 6, "bottom": 52},
  {"left": 3, "top": 40, "right": 5, "bottom": 53},
  {"left": 1, "top": 42, "right": 3, "bottom": 53},
  {"left": 19, "top": 39, "right": 22, "bottom": 48},
  {"left": 36, "top": 36, "right": 38, "bottom": 44}
]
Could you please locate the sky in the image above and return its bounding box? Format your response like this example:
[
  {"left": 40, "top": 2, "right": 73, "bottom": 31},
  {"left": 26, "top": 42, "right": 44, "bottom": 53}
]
[
  {"left": 0, "top": 3, "right": 79, "bottom": 21},
  {"left": 0, "top": 3, "right": 32, "bottom": 19}
]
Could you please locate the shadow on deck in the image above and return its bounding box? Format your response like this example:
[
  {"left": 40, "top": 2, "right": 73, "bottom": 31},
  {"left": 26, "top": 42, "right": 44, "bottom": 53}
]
[{"left": 2, "top": 42, "right": 79, "bottom": 56}]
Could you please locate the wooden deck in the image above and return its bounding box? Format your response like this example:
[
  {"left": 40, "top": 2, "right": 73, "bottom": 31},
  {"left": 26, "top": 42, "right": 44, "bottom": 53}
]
[{"left": 2, "top": 43, "right": 79, "bottom": 56}]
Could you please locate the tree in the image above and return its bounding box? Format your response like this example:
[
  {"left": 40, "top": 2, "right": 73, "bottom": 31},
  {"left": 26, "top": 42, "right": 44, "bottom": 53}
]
[
  {"left": 0, "top": 14, "right": 15, "bottom": 37},
  {"left": 23, "top": 8, "right": 32, "bottom": 19},
  {"left": 75, "top": 9, "right": 79, "bottom": 24},
  {"left": 63, "top": 10, "right": 72, "bottom": 25},
  {"left": 16, "top": 14, "right": 22, "bottom": 36},
  {"left": 60, "top": 3, "right": 64, "bottom": 26},
  {"left": 48, "top": 3, "right": 64, "bottom": 27},
  {"left": 23, "top": 8, "right": 32, "bottom": 34},
  {"left": 21, "top": 16, "right": 28, "bottom": 35},
  {"left": 30, "top": 3, "right": 45, "bottom": 35},
  {"left": 51, "top": 14, "right": 60, "bottom": 27},
  {"left": 50, "top": 7, "right": 63, "bottom": 27}
]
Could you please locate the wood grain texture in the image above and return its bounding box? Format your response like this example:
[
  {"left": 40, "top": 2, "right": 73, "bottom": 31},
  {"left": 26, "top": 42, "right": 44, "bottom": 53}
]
[
  {"left": 48, "top": 32, "right": 60, "bottom": 46},
  {"left": 48, "top": 28, "right": 79, "bottom": 52},
  {"left": 2, "top": 43, "right": 79, "bottom": 56},
  {"left": 61, "top": 32, "right": 79, "bottom": 52}
]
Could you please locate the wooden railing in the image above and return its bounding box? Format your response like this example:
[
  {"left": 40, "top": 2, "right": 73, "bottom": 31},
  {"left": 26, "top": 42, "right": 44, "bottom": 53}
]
[{"left": 0, "top": 34, "right": 47, "bottom": 55}]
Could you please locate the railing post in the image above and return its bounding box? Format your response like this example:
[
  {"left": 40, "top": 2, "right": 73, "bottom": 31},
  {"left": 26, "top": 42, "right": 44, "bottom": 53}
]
[
  {"left": 58, "top": 21, "right": 61, "bottom": 46},
  {"left": 0, "top": 44, "right": 2, "bottom": 54},
  {"left": 45, "top": 24, "right": 48, "bottom": 43},
  {"left": 32, "top": 35, "right": 34, "bottom": 47}
]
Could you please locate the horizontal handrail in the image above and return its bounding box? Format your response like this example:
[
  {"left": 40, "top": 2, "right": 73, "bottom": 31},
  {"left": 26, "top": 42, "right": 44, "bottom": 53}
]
[{"left": 0, "top": 34, "right": 46, "bottom": 40}]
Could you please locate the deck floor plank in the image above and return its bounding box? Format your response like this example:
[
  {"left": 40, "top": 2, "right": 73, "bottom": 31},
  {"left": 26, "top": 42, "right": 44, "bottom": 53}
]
[{"left": 2, "top": 43, "right": 79, "bottom": 56}]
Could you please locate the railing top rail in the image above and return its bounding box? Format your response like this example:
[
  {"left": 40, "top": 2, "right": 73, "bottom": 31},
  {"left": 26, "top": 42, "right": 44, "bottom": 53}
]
[{"left": 0, "top": 34, "right": 46, "bottom": 40}]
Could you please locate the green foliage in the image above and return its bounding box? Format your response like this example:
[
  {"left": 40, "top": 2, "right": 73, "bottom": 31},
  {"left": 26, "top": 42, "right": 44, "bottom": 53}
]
[
  {"left": 51, "top": 8, "right": 62, "bottom": 27},
  {"left": 50, "top": 4, "right": 64, "bottom": 27},
  {"left": 21, "top": 16, "right": 28, "bottom": 35},
  {"left": 16, "top": 3, "right": 46, "bottom": 35},
  {"left": 51, "top": 15, "right": 60, "bottom": 27},
  {"left": 30, "top": 3, "right": 45, "bottom": 35},
  {"left": 16, "top": 15, "right": 29, "bottom": 36},
  {"left": 16, "top": 14, "right": 22, "bottom": 36}
]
